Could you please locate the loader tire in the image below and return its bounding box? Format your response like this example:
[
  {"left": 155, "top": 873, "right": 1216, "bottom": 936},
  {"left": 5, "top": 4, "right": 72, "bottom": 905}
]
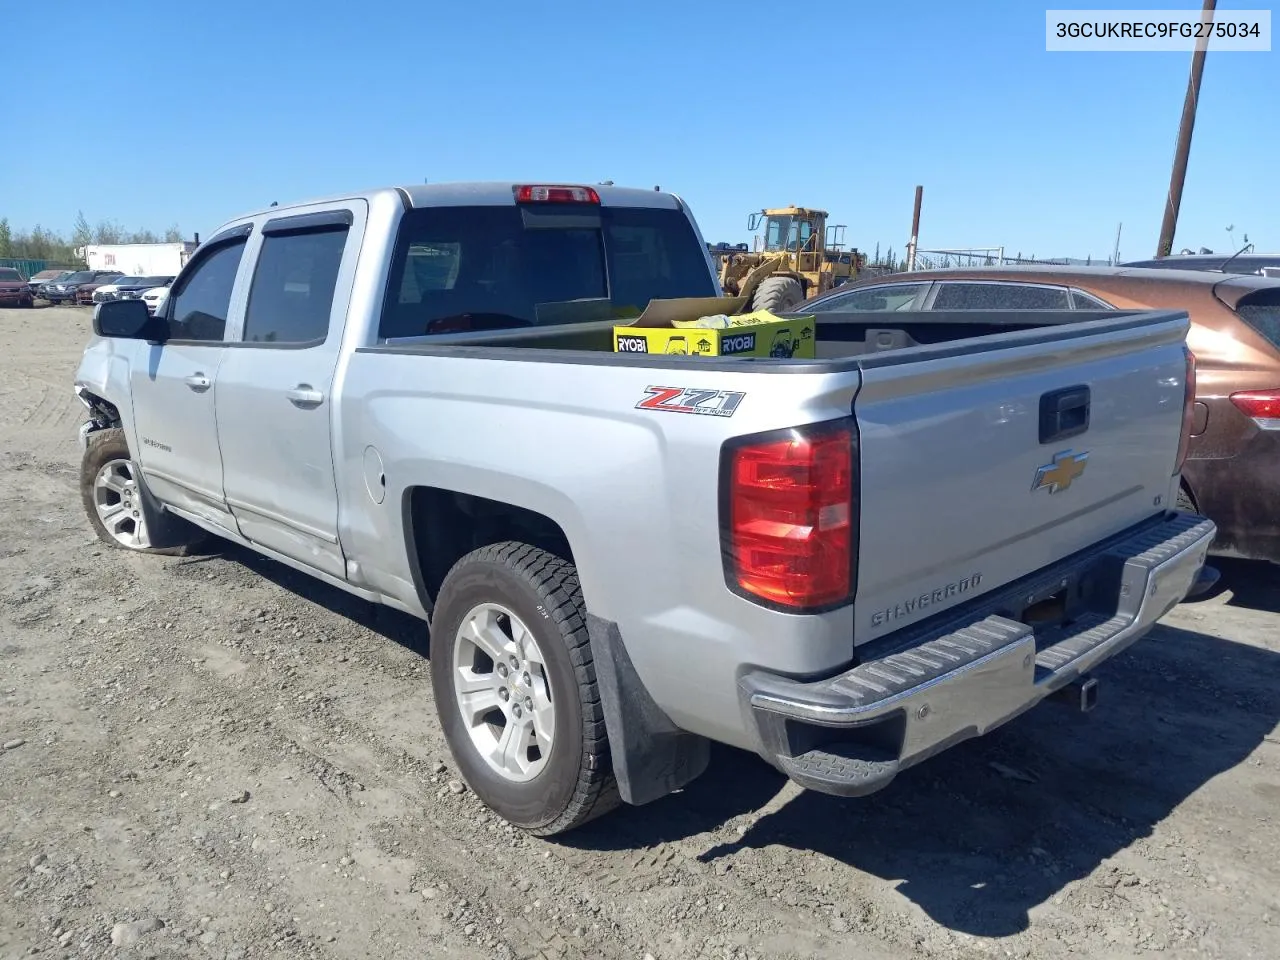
[{"left": 750, "top": 276, "right": 805, "bottom": 313}]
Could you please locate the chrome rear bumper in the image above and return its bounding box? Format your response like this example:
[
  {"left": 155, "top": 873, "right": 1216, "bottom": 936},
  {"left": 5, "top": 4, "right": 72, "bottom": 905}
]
[{"left": 741, "top": 512, "right": 1216, "bottom": 797}]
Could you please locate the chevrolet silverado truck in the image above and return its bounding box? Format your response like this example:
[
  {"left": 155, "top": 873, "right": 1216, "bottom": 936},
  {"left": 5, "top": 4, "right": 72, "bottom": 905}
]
[{"left": 74, "top": 182, "right": 1217, "bottom": 836}]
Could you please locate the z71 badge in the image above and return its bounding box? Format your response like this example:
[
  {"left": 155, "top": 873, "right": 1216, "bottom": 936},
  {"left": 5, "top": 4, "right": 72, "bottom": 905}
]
[{"left": 636, "top": 386, "right": 746, "bottom": 417}]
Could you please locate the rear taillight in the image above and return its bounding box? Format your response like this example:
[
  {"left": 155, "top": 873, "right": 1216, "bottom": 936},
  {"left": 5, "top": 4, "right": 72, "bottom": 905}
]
[
  {"left": 514, "top": 184, "right": 601, "bottom": 204},
  {"left": 1230, "top": 389, "right": 1280, "bottom": 431},
  {"left": 721, "top": 419, "right": 856, "bottom": 611},
  {"left": 1175, "top": 346, "right": 1196, "bottom": 473}
]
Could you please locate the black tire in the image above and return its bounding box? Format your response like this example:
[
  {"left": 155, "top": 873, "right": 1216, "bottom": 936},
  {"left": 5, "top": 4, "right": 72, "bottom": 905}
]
[
  {"left": 80, "top": 427, "right": 204, "bottom": 556},
  {"left": 430, "top": 542, "right": 620, "bottom": 836},
  {"left": 1176, "top": 485, "right": 1196, "bottom": 513},
  {"left": 750, "top": 275, "right": 805, "bottom": 313}
]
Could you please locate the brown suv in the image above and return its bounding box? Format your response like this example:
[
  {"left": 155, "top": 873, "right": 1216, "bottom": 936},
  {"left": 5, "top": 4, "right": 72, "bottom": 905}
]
[{"left": 803, "top": 265, "right": 1280, "bottom": 563}]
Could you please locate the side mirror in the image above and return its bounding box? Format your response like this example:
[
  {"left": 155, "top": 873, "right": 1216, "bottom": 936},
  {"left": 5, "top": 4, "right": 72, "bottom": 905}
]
[
  {"left": 747, "top": 212, "right": 762, "bottom": 231},
  {"left": 93, "top": 299, "right": 167, "bottom": 343}
]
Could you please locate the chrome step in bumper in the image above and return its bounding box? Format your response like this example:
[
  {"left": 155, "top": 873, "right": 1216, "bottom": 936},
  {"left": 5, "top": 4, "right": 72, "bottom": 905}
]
[{"left": 740, "top": 512, "right": 1216, "bottom": 797}]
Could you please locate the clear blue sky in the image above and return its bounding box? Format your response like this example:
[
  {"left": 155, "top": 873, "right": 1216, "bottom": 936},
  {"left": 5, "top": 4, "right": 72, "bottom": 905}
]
[{"left": 5, "top": 0, "right": 1276, "bottom": 261}]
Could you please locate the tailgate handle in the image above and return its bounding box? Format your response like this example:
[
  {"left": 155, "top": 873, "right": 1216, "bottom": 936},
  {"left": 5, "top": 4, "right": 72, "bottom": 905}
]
[{"left": 1039, "top": 385, "right": 1090, "bottom": 444}]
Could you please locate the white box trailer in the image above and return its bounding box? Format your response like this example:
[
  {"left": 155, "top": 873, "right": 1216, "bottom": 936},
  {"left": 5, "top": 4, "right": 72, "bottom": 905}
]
[{"left": 78, "top": 242, "right": 197, "bottom": 277}]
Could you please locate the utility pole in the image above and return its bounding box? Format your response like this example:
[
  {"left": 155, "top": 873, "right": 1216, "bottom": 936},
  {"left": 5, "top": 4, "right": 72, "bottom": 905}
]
[
  {"left": 1156, "top": 0, "right": 1216, "bottom": 258},
  {"left": 1112, "top": 222, "right": 1123, "bottom": 265},
  {"left": 906, "top": 185, "right": 923, "bottom": 271}
]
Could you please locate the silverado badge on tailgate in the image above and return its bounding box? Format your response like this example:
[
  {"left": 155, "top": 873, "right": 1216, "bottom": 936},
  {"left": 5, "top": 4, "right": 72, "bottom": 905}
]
[{"left": 1032, "top": 449, "right": 1089, "bottom": 495}]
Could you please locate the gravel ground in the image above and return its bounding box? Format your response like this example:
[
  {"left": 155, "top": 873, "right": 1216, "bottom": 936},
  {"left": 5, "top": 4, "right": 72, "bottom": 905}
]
[{"left": 2, "top": 305, "right": 1279, "bottom": 960}]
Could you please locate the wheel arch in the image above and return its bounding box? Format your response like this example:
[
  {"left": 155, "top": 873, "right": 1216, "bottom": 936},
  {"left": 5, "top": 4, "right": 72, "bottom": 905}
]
[
  {"left": 402, "top": 486, "right": 711, "bottom": 807},
  {"left": 1177, "top": 475, "right": 1199, "bottom": 512},
  {"left": 402, "top": 486, "right": 578, "bottom": 615},
  {"left": 75, "top": 385, "right": 124, "bottom": 429},
  {"left": 74, "top": 342, "right": 139, "bottom": 450}
]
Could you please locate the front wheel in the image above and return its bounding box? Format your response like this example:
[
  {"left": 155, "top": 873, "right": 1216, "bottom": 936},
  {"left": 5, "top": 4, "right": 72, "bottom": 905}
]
[
  {"left": 79, "top": 428, "right": 203, "bottom": 555},
  {"left": 430, "top": 542, "right": 620, "bottom": 836}
]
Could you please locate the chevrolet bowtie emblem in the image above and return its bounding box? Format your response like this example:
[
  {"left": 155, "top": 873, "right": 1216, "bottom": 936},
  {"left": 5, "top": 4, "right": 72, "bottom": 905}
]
[{"left": 1033, "top": 449, "right": 1089, "bottom": 494}]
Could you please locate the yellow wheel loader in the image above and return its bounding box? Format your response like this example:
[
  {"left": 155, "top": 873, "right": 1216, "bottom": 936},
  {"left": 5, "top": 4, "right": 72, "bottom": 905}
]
[{"left": 713, "top": 206, "right": 862, "bottom": 312}]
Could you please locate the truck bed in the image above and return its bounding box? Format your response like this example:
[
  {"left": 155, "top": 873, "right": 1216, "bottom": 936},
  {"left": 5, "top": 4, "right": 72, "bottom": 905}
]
[
  {"left": 352, "top": 305, "right": 1191, "bottom": 692},
  {"left": 372, "top": 308, "right": 1170, "bottom": 365}
]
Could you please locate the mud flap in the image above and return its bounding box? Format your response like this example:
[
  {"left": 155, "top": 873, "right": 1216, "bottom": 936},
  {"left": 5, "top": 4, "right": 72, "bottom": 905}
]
[
  {"left": 586, "top": 614, "right": 710, "bottom": 806},
  {"left": 129, "top": 447, "right": 207, "bottom": 549}
]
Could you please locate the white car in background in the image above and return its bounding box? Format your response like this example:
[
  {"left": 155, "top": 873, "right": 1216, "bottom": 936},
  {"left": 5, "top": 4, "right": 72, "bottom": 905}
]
[
  {"left": 91, "top": 276, "right": 146, "bottom": 304},
  {"left": 140, "top": 285, "right": 169, "bottom": 316}
]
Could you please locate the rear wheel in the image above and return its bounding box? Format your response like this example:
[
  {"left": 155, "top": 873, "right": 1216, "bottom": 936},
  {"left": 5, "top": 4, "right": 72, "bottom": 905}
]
[
  {"left": 430, "top": 542, "right": 620, "bottom": 836},
  {"left": 750, "top": 275, "right": 805, "bottom": 313}
]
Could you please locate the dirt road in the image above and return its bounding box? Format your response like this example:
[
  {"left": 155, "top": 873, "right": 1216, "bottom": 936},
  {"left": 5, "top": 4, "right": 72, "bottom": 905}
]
[{"left": 2, "top": 306, "right": 1278, "bottom": 960}]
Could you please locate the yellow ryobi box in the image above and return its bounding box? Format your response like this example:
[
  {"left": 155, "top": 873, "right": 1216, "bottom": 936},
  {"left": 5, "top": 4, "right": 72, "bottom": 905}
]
[{"left": 612, "top": 297, "right": 816, "bottom": 359}]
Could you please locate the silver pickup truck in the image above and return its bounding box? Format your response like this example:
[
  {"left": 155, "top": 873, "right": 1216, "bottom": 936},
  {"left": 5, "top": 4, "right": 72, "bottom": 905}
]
[{"left": 75, "top": 182, "right": 1216, "bottom": 836}]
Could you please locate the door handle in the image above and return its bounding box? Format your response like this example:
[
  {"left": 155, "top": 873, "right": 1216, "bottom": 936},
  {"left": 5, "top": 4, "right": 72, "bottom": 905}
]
[
  {"left": 1039, "top": 384, "right": 1090, "bottom": 444},
  {"left": 184, "top": 373, "right": 211, "bottom": 391},
  {"left": 286, "top": 384, "right": 324, "bottom": 407}
]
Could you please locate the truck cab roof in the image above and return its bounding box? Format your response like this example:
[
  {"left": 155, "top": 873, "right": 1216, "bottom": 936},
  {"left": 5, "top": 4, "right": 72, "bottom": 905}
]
[{"left": 233, "top": 182, "right": 685, "bottom": 223}]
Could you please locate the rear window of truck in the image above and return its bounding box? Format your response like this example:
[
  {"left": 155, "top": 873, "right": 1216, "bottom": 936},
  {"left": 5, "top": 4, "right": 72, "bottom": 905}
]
[
  {"left": 378, "top": 204, "right": 716, "bottom": 339},
  {"left": 1233, "top": 288, "right": 1280, "bottom": 350}
]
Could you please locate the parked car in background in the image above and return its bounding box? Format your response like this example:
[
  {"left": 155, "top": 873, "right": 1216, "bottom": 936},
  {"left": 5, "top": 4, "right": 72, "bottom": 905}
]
[
  {"left": 1122, "top": 253, "right": 1280, "bottom": 277},
  {"left": 0, "top": 267, "right": 34, "bottom": 307},
  {"left": 802, "top": 265, "right": 1280, "bottom": 564},
  {"left": 140, "top": 284, "right": 170, "bottom": 316},
  {"left": 44, "top": 270, "right": 122, "bottom": 305},
  {"left": 77, "top": 275, "right": 127, "bottom": 305},
  {"left": 27, "top": 269, "right": 73, "bottom": 300},
  {"left": 112, "top": 275, "right": 174, "bottom": 303},
  {"left": 91, "top": 275, "right": 148, "bottom": 304}
]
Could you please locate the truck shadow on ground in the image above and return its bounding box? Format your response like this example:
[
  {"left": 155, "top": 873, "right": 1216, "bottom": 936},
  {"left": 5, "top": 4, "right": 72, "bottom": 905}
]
[
  {"left": 1189, "top": 557, "right": 1280, "bottom": 613},
  {"left": 211, "top": 545, "right": 1279, "bottom": 940},
  {"left": 210, "top": 543, "right": 430, "bottom": 656},
  {"left": 563, "top": 623, "right": 1280, "bottom": 939}
]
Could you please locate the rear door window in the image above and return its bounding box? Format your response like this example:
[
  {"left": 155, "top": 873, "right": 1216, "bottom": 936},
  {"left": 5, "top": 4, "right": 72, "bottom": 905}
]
[
  {"left": 1071, "top": 289, "right": 1114, "bottom": 309},
  {"left": 809, "top": 283, "right": 928, "bottom": 312},
  {"left": 379, "top": 204, "right": 716, "bottom": 339},
  {"left": 932, "top": 282, "right": 1071, "bottom": 310},
  {"left": 243, "top": 226, "right": 349, "bottom": 344}
]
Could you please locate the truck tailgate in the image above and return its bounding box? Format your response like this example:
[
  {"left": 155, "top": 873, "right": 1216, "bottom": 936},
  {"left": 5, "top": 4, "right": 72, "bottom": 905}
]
[{"left": 851, "top": 313, "right": 1191, "bottom": 642}]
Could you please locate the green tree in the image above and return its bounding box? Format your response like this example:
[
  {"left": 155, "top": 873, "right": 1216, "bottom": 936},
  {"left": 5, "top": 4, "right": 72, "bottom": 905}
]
[
  {"left": 26, "top": 225, "right": 54, "bottom": 259},
  {"left": 94, "top": 220, "right": 124, "bottom": 244},
  {"left": 0, "top": 218, "right": 11, "bottom": 258},
  {"left": 72, "top": 210, "right": 93, "bottom": 248}
]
